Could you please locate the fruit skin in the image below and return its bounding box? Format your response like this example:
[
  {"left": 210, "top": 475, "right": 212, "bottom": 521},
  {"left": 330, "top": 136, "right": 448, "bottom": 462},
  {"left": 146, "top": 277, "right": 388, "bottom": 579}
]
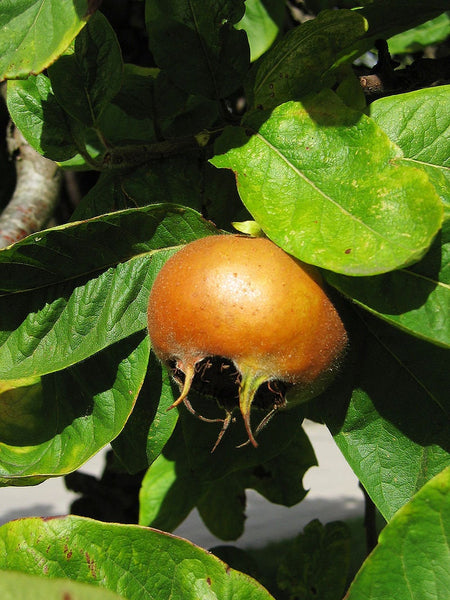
[{"left": 147, "top": 235, "right": 347, "bottom": 447}]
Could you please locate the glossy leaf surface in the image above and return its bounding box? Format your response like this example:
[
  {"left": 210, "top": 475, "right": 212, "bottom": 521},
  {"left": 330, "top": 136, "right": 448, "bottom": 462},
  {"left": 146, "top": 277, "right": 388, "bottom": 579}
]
[
  {"left": 312, "top": 315, "right": 450, "bottom": 521},
  {"left": 112, "top": 357, "right": 178, "bottom": 474},
  {"left": 0, "top": 570, "right": 125, "bottom": 600},
  {"left": 0, "top": 204, "right": 216, "bottom": 293},
  {"left": 388, "top": 12, "right": 450, "bottom": 54},
  {"left": 250, "top": 9, "right": 367, "bottom": 111},
  {"left": 0, "top": 206, "right": 216, "bottom": 380},
  {"left": 235, "top": 0, "right": 284, "bottom": 62},
  {"left": 212, "top": 90, "right": 443, "bottom": 275},
  {"left": 0, "top": 515, "right": 275, "bottom": 599},
  {"left": 346, "top": 467, "right": 450, "bottom": 600},
  {"left": 325, "top": 220, "right": 450, "bottom": 347},
  {"left": 0, "top": 0, "right": 89, "bottom": 81},
  {"left": 7, "top": 74, "right": 79, "bottom": 162},
  {"left": 0, "top": 334, "right": 149, "bottom": 484},
  {"left": 370, "top": 85, "right": 450, "bottom": 211}
]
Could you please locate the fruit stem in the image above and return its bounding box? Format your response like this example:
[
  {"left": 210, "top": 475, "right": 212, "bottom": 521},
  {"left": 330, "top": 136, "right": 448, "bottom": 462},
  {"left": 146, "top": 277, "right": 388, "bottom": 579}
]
[
  {"left": 168, "top": 362, "right": 195, "bottom": 410},
  {"left": 238, "top": 368, "right": 268, "bottom": 448}
]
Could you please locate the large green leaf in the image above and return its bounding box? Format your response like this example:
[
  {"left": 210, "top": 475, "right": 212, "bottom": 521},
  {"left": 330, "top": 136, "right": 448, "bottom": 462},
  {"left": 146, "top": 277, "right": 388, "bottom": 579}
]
[
  {"left": 0, "top": 204, "right": 217, "bottom": 293},
  {"left": 311, "top": 314, "right": 450, "bottom": 521},
  {"left": 325, "top": 219, "right": 450, "bottom": 348},
  {"left": 112, "top": 356, "right": 178, "bottom": 474},
  {"left": 0, "top": 206, "right": 217, "bottom": 380},
  {"left": 356, "top": 0, "right": 450, "bottom": 52},
  {"left": 0, "top": 0, "right": 89, "bottom": 81},
  {"left": 235, "top": 0, "right": 284, "bottom": 62},
  {"left": 0, "top": 515, "right": 275, "bottom": 600},
  {"left": 0, "top": 333, "right": 149, "bottom": 485},
  {"left": 7, "top": 74, "right": 79, "bottom": 162},
  {"left": 370, "top": 85, "right": 450, "bottom": 213},
  {"left": 387, "top": 12, "right": 450, "bottom": 54},
  {"left": 249, "top": 9, "right": 368, "bottom": 110},
  {"left": 139, "top": 418, "right": 315, "bottom": 539},
  {"left": 48, "top": 11, "right": 123, "bottom": 126},
  {"left": 212, "top": 90, "right": 443, "bottom": 275},
  {"left": 345, "top": 467, "right": 450, "bottom": 600},
  {"left": 0, "top": 254, "right": 154, "bottom": 380},
  {"left": 145, "top": 0, "right": 249, "bottom": 99},
  {"left": 0, "top": 570, "right": 126, "bottom": 600},
  {"left": 6, "top": 72, "right": 104, "bottom": 166}
]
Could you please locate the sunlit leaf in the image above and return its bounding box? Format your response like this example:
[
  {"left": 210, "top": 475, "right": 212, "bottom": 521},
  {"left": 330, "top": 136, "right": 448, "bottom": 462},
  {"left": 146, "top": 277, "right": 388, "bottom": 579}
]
[
  {"left": 346, "top": 467, "right": 450, "bottom": 600},
  {"left": 212, "top": 90, "right": 443, "bottom": 275},
  {"left": 0, "top": 333, "right": 149, "bottom": 484},
  {"left": 0, "top": 570, "right": 126, "bottom": 600},
  {"left": 0, "top": 515, "right": 275, "bottom": 599},
  {"left": 0, "top": 0, "right": 89, "bottom": 81}
]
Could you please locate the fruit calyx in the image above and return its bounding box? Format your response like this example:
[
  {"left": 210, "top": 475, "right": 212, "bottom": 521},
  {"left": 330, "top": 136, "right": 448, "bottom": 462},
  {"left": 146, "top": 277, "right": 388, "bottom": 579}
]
[{"left": 147, "top": 235, "right": 348, "bottom": 450}]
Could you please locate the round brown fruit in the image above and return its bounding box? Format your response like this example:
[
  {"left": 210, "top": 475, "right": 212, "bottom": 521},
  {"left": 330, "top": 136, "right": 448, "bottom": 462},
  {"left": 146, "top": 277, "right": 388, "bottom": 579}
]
[{"left": 147, "top": 235, "right": 347, "bottom": 448}]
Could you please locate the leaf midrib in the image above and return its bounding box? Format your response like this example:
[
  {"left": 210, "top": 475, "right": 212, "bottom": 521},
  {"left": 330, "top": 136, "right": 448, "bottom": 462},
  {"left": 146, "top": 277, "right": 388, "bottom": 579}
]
[{"left": 254, "top": 129, "right": 414, "bottom": 250}]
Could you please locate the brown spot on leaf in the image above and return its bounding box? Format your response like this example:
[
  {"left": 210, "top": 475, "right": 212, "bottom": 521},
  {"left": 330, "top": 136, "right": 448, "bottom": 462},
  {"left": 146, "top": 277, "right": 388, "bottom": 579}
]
[
  {"left": 85, "top": 552, "right": 97, "bottom": 579},
  {"left": 345, "top": 248, "right": 352, "bottom": 254}
]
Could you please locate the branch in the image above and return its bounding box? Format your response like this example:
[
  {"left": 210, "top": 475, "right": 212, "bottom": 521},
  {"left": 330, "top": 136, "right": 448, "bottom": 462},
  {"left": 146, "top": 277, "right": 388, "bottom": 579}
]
[{"left": 0, "top": 124, "right": 62, "bottom": 249}]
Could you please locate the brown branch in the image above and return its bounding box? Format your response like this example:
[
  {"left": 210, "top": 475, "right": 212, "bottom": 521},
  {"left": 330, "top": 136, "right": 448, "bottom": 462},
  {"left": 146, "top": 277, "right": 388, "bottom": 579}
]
[
  {"left": 358, "top": 39, "right": 450, "bottom": 100},
  {"left": 0, "top": 124, "right": 62, "bottom": 249}
]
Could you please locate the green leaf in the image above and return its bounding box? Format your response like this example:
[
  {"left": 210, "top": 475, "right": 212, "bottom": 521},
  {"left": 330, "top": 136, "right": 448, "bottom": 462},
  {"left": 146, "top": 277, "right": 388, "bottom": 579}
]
[
  {"left": 7, "top": 74, "right": 79, "bottom": 162},
  {"left": 0, "top": 207, "right": 217, "bottom": 380},
  {"left": 145, "top": 0, "right": 250, "bottom": 99},
  {"left": 0, "top": 0, "right": 89, "bottom": 81},
  {"left": 314, "top": 315, "right": 450, "bottom": 521},
  {"left": 48, "top": 11, "right": 123, "bottom": 126},
  {"left": 0, "top": 515, "right": 275, "bottom": 599},
  {"left": 121, "top": 159, "right": 247, "bottom": 231},
  {"left": 212, "top": 90, "right": 443, "bottom": 275},
  {"left": 0, "top": 204, "right": 217, "bottom": 293},
  {"left": 345, "top": 467, "right": 450, "bottom": 600},
  {"left": 250, "top": 9, "right": 368, "bottom": 111},
  {"left": 277, "top": 520, "right": 351, "bottom": 600},
  {"left": 0, "top": 333, "right": 149, "bottom": 485},
  {"left": 112, "top": 356, "right": 178, "bottom": 473},
  {"left": 388, "top": 12, "right": 450, "bottom": 54},
  {"left": 139, "top": 417, "right": 316, "bottom": 540},
  {"left": 325, "top": 220, "right": 450, "bottom": 348},
  {"left": 249, "top": 426, "right": 317, "bottom": 507},
  {"left": 0, "top": 570, "right": 126, "bottom": 600},
  {"left": 197, "top": 471, "right": 248, "bottom": 541},
  {"left": 139, "top": 445, "right": 202, "bottom": 531},
  {"left": 70, "top": 171, "right": 131, "bottom": 220},
  {"left": 0, "top": 254, "right": 154, "bottom": 380},
  {"left": 370, "top": 85, "right": 450, "bottom": 213},
  {"left": 356, "top": 0, "right": 450, "bottom": 53},
  {"left": 235, "top": 0, "right": 284, "bottom": 62}
]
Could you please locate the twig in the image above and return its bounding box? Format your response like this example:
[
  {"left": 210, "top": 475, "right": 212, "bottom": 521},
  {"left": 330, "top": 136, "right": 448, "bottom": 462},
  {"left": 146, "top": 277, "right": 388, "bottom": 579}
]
[
  {"left": 0, "top": 124, "right": 62, "bottom": 249},
  {"left": 358, "top": 39, "right": 450, "bottom": 100}
]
